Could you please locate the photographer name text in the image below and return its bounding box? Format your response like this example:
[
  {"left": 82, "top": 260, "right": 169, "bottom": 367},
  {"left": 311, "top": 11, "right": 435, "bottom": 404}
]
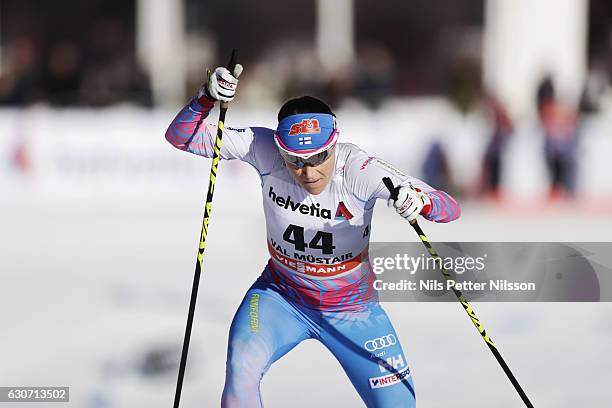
[{"left": 373, "top": 279, "right": 536, "bottom": 292}]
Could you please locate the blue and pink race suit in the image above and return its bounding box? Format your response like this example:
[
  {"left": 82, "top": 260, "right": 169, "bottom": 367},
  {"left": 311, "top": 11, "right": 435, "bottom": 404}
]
[{"left": 166, "top": 97, "right": 461, "bottom": 407}]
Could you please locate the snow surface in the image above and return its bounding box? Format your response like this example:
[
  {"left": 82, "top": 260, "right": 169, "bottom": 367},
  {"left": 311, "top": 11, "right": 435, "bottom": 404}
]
[{"left": 1, "top": 179, "right": 611, "bottom": 407}]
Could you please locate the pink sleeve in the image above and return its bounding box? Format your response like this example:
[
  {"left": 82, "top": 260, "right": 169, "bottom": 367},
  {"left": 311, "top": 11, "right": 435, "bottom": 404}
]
[
  {"left": 165, "top": 96, "right": 255, "bottom": 161},
  {"left": 165, "top": 97, "right": 280, "bottom": 177},
  {"left": 420, "top": 190, "right": 461, "bottom": 223},
  {"left": 166, "top": 98, "right": 214, "bottom": 157}
]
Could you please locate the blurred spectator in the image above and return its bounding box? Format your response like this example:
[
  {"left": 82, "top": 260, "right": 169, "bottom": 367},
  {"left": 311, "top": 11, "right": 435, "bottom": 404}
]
[
  {"left": 480, "top": 92, "right": 514, "bottom": 199},
  {"left": 536, "top": 75, "right": 579, "bottom": 198},
  {"left": 446, "top": 55, "right": 481, "bottom": 113},
  {"left": 351, "top": 43, "right": 396, "bottom": 110},
  {"left": 280, "top": 43, "right": 328, "bottom": 102},
  {"left": 0, "top": 36, "right": 44, "bottom": 104},
  {"left": 422, "top": 140, "right": 453, "bottom": 194},
  {"left": 44, "top": 40, "right": 82, "bottom": 106}
]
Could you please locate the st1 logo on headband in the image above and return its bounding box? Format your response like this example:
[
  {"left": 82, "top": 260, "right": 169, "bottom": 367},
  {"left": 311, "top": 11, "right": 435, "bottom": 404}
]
[{"left": 288, "top": 119, "right": 321, "bottom": 135}]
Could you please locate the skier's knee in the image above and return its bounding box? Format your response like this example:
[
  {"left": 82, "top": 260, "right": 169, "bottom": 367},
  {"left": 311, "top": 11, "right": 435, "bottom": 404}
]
[
  {"left": 226, "top": 350, "right": 268, "bottom": 381},
  {"left": 222, "top": 350, "right": 268, "bottom": 407}
]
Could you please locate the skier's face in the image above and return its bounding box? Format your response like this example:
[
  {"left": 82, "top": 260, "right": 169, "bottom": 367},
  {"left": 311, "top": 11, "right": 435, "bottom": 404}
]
[{"left": 285, "top": 146, "right": 336, "bottom": 195}]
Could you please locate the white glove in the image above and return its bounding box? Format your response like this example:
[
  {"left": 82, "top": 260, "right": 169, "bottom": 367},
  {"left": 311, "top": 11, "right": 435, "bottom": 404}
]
[
  {"left": 387, "top": 185, "right": 431, "bottom": 222},
  {"left": 198, "top": 64, "right": 244, "bottom": 102}
]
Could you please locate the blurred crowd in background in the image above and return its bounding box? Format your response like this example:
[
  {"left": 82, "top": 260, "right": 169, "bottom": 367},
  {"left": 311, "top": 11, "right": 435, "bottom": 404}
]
[
  {"left": 0, "top": 1, "right": 491, "bottom": 108},
  {"left": 1, "top": 0, "right": 612, "bottom": 200},
  {"left": 0, "top": 1, "right": 151, "bottom": 106}
]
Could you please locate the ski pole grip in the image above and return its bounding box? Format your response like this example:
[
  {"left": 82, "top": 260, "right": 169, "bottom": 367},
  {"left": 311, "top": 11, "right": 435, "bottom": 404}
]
[
  {"left": 382, "top": 177, "right": 418, "bottom": 226},
  {"left": 220, "top": 49, "right": 239, "bottom": 110},
  {"left": 226, "top": 49, "right": 238, "bottom": 74},
  {"left": 382, "top": 177, "right": 399, "bottom": 200}
]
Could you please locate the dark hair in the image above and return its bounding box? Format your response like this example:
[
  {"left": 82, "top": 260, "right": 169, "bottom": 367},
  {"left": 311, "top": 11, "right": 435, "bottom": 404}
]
[{"left": 277, "top": 95, "right": 335, "bottom": 122}]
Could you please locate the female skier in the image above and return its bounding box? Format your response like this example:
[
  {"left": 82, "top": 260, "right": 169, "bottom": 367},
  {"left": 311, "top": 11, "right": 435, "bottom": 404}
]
[{"left": 165, "top": 64, "right": 460, "bottom": 407}]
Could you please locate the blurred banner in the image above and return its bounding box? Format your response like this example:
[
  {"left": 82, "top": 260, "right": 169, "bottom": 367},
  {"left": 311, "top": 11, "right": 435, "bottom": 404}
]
[{"left": 1, "top": 105, "right": 612, "bottom": 200}]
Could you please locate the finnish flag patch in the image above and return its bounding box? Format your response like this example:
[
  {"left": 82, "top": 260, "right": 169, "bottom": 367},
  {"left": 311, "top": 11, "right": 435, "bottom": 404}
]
[{"left": 298, "top": 136, "right": 312, "bottom": 145}]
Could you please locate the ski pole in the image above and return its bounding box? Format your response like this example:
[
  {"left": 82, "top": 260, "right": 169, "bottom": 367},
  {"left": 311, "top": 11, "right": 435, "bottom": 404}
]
[
  {"left": 382, "top": 177, "right": 534, "bottom": 408},
  {"left": 173, "top": 49, "right": 239, "bottom": 408}
]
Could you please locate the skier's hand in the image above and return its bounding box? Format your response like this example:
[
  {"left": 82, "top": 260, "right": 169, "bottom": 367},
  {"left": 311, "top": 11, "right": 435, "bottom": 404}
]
[
  {"left": 387, "top": 185, "right": 431, "bottom": 222},
  {"left": 198, "top": 64, "right": 244, "bottom": 103}
]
